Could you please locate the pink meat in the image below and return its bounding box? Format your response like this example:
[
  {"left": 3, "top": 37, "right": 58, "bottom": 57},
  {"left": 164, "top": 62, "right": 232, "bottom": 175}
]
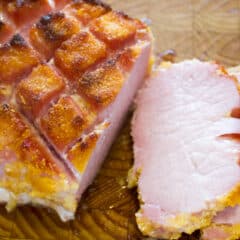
[
  {"left": 201, "top": 66, "right": 240, "bottom": 240},
  {"left": 131, "top": 60, "right": 240, "bottom": 239}
]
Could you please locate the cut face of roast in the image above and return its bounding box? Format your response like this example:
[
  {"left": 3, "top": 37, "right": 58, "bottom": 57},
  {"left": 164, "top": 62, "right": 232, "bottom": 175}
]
[
  {"left": 0, "top": 0, "right": 152, "bottom": 221},
  {"left": 131, "top": 60, "right": 240, "bottom": 239},
  {"left": 201, "top": 66, "right": 240, "bottom": 240}
]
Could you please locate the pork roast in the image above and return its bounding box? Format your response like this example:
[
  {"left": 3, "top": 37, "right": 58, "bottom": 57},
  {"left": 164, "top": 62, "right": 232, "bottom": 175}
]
[{"left": 0, "top": 0, "right": 152, "bottom": 221}]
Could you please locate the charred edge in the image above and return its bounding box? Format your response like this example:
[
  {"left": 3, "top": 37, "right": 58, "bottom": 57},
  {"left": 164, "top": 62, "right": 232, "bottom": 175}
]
[
  {"left": 9, "top": 34, "right": 27, "bottom": 47},
  {"left": 37, "top": 12, "right": 66, "bottom": 41},
  {"left": 1, "top": 103, "right": 10, "bottom": 112},
  {"left": 72, "top": 0, "right": 111, "bottom": 10},
  {"left": 78, "top": 132, "right": 98, "bottom": 151},
  {"left": 72, "top": 115, "right": 84, "bottom": 127},
  {"left": 80, "top": 70, "right": 102, "bottom": 88},
  {"left": 79, "top": 53, "right": 119, "bottom": 87},
  {"left": 38, "top": 12, "right": 65, "bottom": 26}
]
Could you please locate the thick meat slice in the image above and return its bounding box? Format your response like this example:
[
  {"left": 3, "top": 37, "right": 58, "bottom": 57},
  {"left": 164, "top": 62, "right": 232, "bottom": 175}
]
[
  {"left": 0, "top": 34, "right": 40, "bottom": 83},
  {"left": 201, "top": 66, "right": 240, "bottom": 240},
  {"left": 29, "top": 12, "right": 80, "bottom": 60},
  {"left": 0, "top": 0, "right": 152, "bottom": 220},
  {"left": 16, "top": 64, "right": 65, "bottom": 119},
  {"left": 130, "top": 60, "right": 240, "bottom": 239},
  {"left": 0, "top": 104, "right": 78, "bottom": 221}
]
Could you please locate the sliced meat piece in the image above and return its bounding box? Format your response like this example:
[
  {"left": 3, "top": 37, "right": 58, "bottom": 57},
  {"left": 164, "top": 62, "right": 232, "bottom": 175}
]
[
  {"left": 201, "top": 66, "right": 240, "bottom": 240},
  {"left": 90, "top": 11, "right": 137, "bottom": 49},
  {"left": 130, "top": 60, "right": 240, "bottom": 239},
  {"left": 0, "top": 0, "right": 152, "bottom": 220},
  {"left": 54, "top": 31, "right": 107, "bottom": 81},
  {"left": 0, "top": 34, "right": 40, "bottom": 83},
  {"left": 16, "top": 64, "right": 65, "bottom": 119},
  {"left": 0, "top": 104, "right": 79, "bottom": 221},
  {"left": 2, "top": 0, "right": 52, "bottom": 27},
  {"left": 29, "top": 12, "right": 80, "bottom": 60},
  {"left": 64, "top": 0, "right": 110, "bottom": 25}
]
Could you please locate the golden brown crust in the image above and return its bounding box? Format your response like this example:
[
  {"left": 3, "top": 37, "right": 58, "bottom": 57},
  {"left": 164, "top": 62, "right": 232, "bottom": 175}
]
[
  {"left": 66, "top": 0, "right": 110, "bottom": 25},
  {"left": 0, "top": 104, "right": 61, "bottom": 174},
  {"left": 40, "top": 96, "right": 96, "bottom": 152},
  {"left": 79, "top": 49, "right": 135, "bottom": 108},
  {"left": 79, "top": 56, "right": 124, "bottom": 108},
  {"left": 90, "top": 11, "right": 137, "bottom": 49},
  {"left": 30, "top": 12, "right": 80, "bottom": 60},
  {"left": 0, "top": 34, "right": 40, "bottom": 83},
  {"left": 3, "top": 0, "right": 52, "bottom": 26},
  {"left": 67, "top": 132, "right": 99, "bottom": 173},
  {"left": 16, "top": 64, "right": 65, "bottom": 119},
  {"left": 54, "top": 31, "right": 107, "bottom": 80}
]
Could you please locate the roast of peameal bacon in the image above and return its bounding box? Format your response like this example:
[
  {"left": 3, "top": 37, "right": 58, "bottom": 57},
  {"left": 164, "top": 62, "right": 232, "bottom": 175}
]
[
  {"left": 0, "top": 0, "right": 152, "bottom": 220},
  {"left": 130, "top": 60, "right": 240, "bottom": 239}
]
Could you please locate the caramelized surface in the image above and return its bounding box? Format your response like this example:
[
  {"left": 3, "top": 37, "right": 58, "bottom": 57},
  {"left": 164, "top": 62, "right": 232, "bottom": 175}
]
[
  {"left": 40, "top": 96, "right": 95, "bottom": 152},
  {"left": 3, "top": 0, "right": 52, "bottom": 26},
  {"left": 79, "top": 57, "right": 124, "bottom": 107},
  {"left": 16, "top": 64, "right": 65, "bottom": 119},
  {"left": 67, "top": 131, "right": 99, "bottom": 173},
  {"left": 0, "top": 34, "right": 40, "bottom": 83},
  {"left": 90, "top": 11, "right": 137, "bottom": 49},
  {"left": 65, "top": 0, "right": 110, "bottom": 25},
  {"left": 30, "top": 12, "right": 80, "bottom": 60},
  {"left": 54, "top": 31, "right": 107, "bottom": 80},
  {"left": 0, "top": 104, "right": 60, "bottom": 175}
]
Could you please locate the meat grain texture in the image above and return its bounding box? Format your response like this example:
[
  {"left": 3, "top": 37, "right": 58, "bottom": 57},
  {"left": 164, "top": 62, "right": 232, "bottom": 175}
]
[
  {"left": 0, "top": 0, "right": 152, "bottom": 221},
  {"left": 130, "top": 60, "right": 240, "bottom": 239}
]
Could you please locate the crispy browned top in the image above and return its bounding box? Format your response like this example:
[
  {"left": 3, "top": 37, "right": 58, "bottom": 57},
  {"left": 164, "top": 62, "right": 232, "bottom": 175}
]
[
  {"left": 0, "top": 34, "right": 40, "bottom": 83},
  {"left": 79, "top": 58, "right": 124, "bottom": 107},
  {"left": 0, "top": 0, "right": 150, "bottom": 194},
  {"left": 65, "top": 0, "right": 110, "bottom": 25},
  {"left": 0, "top": 104, "right": 61, "bottom": 174},
  {"left": 54, "top": 31, "right": 107, "bottom": 80},
  {"left": 40, "top": 96, "right": 96, "bottom": 152},
  {"left": 90, "top": 11, "right": 137, "bottom": 49},
  {"left": 30, "top": 12, "right": 80, "bottom": 59},
  {"left": 16, "top": 64, "right": 65, "bottom": 119}
]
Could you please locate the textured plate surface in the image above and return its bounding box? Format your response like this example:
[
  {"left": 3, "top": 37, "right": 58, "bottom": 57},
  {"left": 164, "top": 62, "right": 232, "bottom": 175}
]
[{"left": 1, "top": 0, "right": 240, "bottom": 239}]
